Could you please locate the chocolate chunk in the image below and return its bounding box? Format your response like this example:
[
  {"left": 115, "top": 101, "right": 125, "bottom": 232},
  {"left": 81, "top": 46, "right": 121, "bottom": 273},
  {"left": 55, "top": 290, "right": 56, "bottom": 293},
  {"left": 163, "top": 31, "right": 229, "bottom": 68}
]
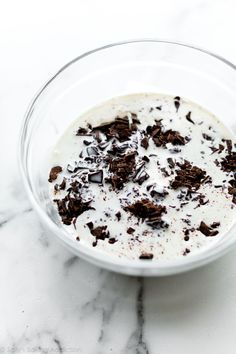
[
  {"left": 124, "top": 199, "right": 167, "bottom": 229},
  {"left": 202, "top": 133, "right": 213, "bottom": 141},
  {"left": 115, "top": 211, "right": 121, "bottom": 221},
  {"left": 83, "top": 140, "right": 92, "bottom": 146},
  {"left": 108, "top": 238, "right": 117, "bottom": 244},
  {"left": 167, "top": 157, "right": 175, "bottom": 169},
  {"left": 174, "top": 96, "right": 181, "bottom": 112},
  {"left": 186, "top": 111, "right": 195, "bottom": 124},
  {"left": 139, "top": 253, "right": 153, "bottom": 260},
  {"left": 142, "top": 155, "right": 150, "bottom": 163},
  {"left": 156, "top": 106, "right": 162, "bottom": 110},
  {"left": 210, "top": 144, "right": 225, "bottom": 154},
  {"left": 198, "top": 221, "right": 219, "bottom": 236},
  {"left": 148, "top": 184, "right": 169, "bottom": 199},
  {"left": 141, "top": 137, "right": 149, "bottom": 149},
  {"left": 211, "top": 222, "right": 220, "bottom": 228},
  {"left": 183, "top": 248, "right": 190, "bottom": 255},
  {"left": 54, "top": 194, "right": 94, "bottom": 225},
  {"left": 107, "top": 151, "right": 136, "bottom": 189},
  {"left": 221, "top": 152, "right": 236, "bottom": 172},
  {"left": 92, "top": 114, "right": 140, "bottom": 142},
  {"left": 184, "top": 235, "right": 190, "bottom": 241},
  {"left": 87, "top": 224, "right": 110, "bottom": 246},
  {"left": 88, "top": 170, "right": 103, "bottom": 184},
  {"left": 76, "top": 127, "right": 91, "bottom": 136},
  {"left": 48, "top": 166, "right": 62, "bottom": 182},
  {"left": 124, "top": 199, "right": 166, "bottom": 220},
  {"left": 127, "top": 227, "right": 135, "bottom": 234},
  {"left": 226, "top": 139, "right": 233, "bottom": 155},
  {"left": 133, "top": 162, "right": 149, "bottom": 185},
  {"left": 171, "top": 160, "right": 209, "bottom": 191},
  {"left": 147, "top": 120, "right": 187, "bottom": 147}
]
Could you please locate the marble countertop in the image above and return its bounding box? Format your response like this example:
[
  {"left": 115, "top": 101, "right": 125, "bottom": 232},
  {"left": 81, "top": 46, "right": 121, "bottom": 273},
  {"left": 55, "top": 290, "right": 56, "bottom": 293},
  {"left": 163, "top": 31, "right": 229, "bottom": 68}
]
[{"left": 1, "top": 0, "right": 236, "bottom": 352}]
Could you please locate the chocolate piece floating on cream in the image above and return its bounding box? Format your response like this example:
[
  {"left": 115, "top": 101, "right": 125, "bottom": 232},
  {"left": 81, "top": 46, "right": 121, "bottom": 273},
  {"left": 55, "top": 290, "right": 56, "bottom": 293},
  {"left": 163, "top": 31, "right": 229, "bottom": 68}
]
[{"left": 48, "top": 166, "right": 62, "bottom": 182}]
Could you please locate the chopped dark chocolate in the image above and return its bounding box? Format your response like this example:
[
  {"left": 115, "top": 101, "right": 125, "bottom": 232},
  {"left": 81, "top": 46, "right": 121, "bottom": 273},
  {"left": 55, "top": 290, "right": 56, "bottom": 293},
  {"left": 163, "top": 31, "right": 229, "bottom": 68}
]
[
  {"left": 87, "top": 223, "right": 110, "bottom": 246},
  {"left": 198, "top": 221, "right": 219, "bottom": 237},
  {"left": 48, "top": 166, "right": 62, "bottom": 182},
  {"left": 54, "top": 194, "right": 94, "bottom": 225},
  {"left": 124, "top": 199, "right": 167, "bottom": 229},
  {"left": 202, "top": 133, "right": 213, "bottom": 141},
  {"left": 221, "top": 152, "right": 236, "bottom": 172},
  {"left": 108, "top": 238, "right": 117, "bottom": 244},
  {"left": 186, "top": 111, "right": 195, "bottom": 124},
  {"left": 88, "top": 170, "right": 103, "bottom": 184},
  {"left": 107, "top": 151, "right": 136, "bottom": 189},
  {"left": 127, "top": 227, "right": 135, "bottom": 234},
  {"left": 171, "top": 160, "right": 209, "bottom": 191},
  {"left": 146, "top": 119, "right": 187, "bottom": 148},
  {"left": 174, "top": 96, "right": 181, "bottom": 112},
  {"left": 92, "top": 114, "right": 140, "bottom": 142},
  {"left": 183, "top": 248, "right": 190, "bottom": 255},
  {"left": 141, "top": 136, "right": 149, "bottom": 149},
  {"left": 139, "top": 252, "right": 153, "bottom": 260},
  {"left": 115, "top": 211, "right": 121, "bottom": 221},
  {"left": 76, "top": 127, "right": 90, "bottom": 136},
  {"left": 133, "top": 162, "right": 149, "bottom": 185}
]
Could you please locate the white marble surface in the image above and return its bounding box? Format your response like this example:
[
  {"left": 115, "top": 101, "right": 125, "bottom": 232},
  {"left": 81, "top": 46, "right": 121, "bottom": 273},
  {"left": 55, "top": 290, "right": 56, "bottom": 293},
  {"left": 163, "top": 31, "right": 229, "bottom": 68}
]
[{"left": 1, "top": 0, "right": 236, "bottom": 352}]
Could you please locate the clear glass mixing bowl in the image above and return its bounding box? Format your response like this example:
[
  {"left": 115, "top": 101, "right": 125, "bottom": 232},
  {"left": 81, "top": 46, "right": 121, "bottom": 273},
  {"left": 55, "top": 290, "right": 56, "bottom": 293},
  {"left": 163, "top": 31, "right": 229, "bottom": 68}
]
[{"left": 19, "top": 40, "right": 236, "bottom": 276}]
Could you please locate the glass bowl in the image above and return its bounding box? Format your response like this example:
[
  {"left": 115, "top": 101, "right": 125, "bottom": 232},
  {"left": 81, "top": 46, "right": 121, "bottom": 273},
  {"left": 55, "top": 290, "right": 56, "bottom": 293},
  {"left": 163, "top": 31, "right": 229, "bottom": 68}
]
[{"left": 19, "top": 40, "right": 236, "bottom": 276}]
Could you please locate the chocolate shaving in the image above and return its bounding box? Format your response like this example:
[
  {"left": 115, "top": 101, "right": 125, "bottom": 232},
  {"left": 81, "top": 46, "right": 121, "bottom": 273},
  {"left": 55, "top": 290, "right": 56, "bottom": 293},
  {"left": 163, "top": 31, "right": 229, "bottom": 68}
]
[
  {"left": 54, "top": 194, "right": 94, "bottom": 225},
  {"left": 221, "top": 152, "right": 236, "bottom": 172},
  {"left": 76, "top": 127, "right": 91, "bottom": 136},
  {"left": 198, "top": 221, "right": 219, "bottom": 237},
  {"left": 141, "top": 136, "right": 149, "bottom": 149},
  {"left": 92, "top": 114, "right": 140, "bottom": 142},
  {"left": 171, "top": 160, "right": 209, "bottom": 191},
  {"left": 124, "top": 199, "right": 167, "bottom": 229},
  {"left": 202, "top": 133, "right": 213, "bottom": 141},
  {"left": 127, "top": 227, "right": 135, "bottom": 234},
  {"left": 186, "top": 111, "right": 195, "bottom": 124},
  {"left": 87, "top": 223, "right": 110, "bottom": 246},
  {"left": 115, "top": 211, "right": 121, "bottom": 221},
  {"left": 107, "top": 151, "right": 136, "bottom": 189},
  {"left": 147, "top": 120, "right": 186, "bottom": 147},
  {"left": 174, "top": 96, "right": 181, "bottom": 112},
  {"left": 48, "top": 166, "right": 62, "bottom": 182},
  {"left": 139, "top": 253, "right": 153, "bottom": 260},
  {"left": 210, "top": 144, "right": 225, "bottom": 154}
]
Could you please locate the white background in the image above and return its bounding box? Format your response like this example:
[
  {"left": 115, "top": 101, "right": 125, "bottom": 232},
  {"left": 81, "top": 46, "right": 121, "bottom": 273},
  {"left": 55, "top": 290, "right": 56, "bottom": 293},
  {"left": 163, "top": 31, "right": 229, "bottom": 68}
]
[{"left": 1, "top": 1, "right": 236, "bottom": 353}]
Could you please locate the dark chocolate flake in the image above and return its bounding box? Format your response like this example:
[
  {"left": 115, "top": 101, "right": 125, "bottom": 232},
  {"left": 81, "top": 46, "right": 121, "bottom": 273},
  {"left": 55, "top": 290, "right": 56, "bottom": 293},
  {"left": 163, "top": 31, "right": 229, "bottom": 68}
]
[
  {"left": 54, "top": 194, "right": 94, "bottom": 225},
  {"left": 171, "top": 160, "right": 209, "bottom": 191},
  {"left": 48, "top": 166, "right": 62, "bottom": 182},
  {"left": 88, "top": 170, "right": 103, "bottom": 184},
  {"left": 92, "top": 114, "right": 140, "bottom": 142},
  {"left": 198, "top": 221, "right": 219, "bottom": 237},
  {"left": 186, "top": 111, "right": 195, "bottom": 124},
  {"left": 174, "top": 96, "right": 181, "bottom": 112},
  {"left": 139, "top": 253, "right": 153, "bottom": 260},
  {"left": 141, "top": 136, "right": 149, "bottom": 149},
  {"left": 127, "top": 227, "right": 135, "bottom": 234}
]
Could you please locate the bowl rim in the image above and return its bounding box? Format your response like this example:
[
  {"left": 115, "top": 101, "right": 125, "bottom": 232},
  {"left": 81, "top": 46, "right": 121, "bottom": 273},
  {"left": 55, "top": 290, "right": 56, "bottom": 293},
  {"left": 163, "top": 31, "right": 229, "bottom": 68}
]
[{"left": 19, "top": 39, "right": 236, "bottom": 276}]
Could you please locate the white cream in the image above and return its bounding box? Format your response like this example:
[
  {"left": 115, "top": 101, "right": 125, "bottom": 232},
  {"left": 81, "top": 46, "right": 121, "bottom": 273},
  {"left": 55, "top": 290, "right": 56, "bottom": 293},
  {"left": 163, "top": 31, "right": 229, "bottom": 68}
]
[{"left": 49, "top": 93, "right": 236, "bottom": 261}]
